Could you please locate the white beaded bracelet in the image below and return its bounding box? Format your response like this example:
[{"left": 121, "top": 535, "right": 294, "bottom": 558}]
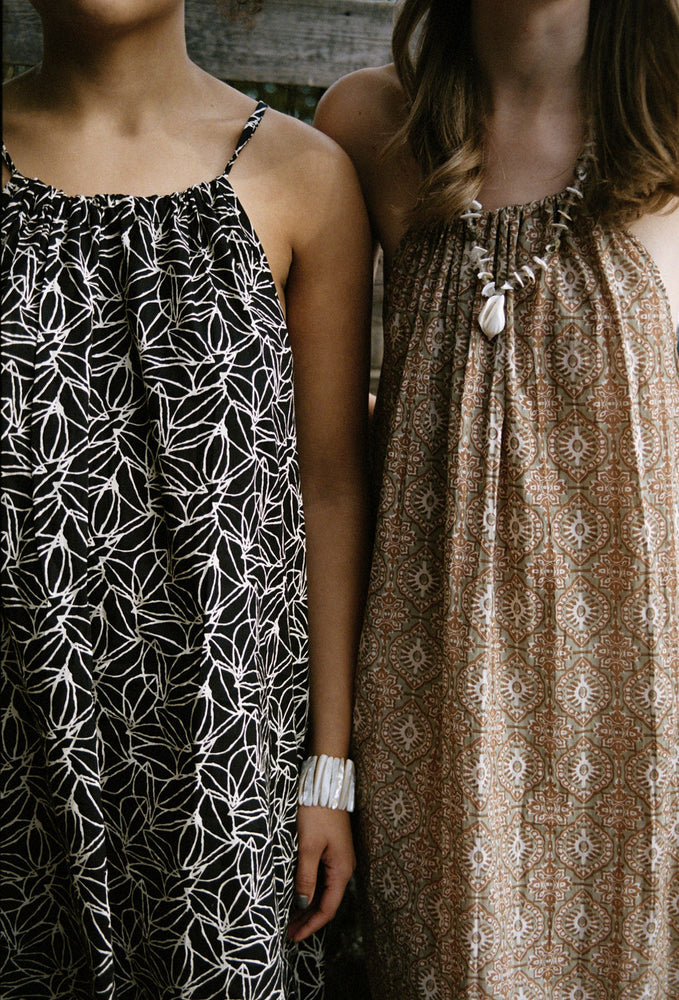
[{"left": 298, "top": 755, "right": 355, "bottom": 812}]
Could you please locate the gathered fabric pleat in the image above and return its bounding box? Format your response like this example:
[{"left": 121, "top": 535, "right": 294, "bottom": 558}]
[
  {"left": 358, "top": 201, "right": 679, "bottom": 1000},
  {"left": 1, "top": 106, "right": 322, "bottom": 1000}
]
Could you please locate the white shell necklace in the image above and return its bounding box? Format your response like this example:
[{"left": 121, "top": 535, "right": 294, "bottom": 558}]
[{"left": 462, "top": 149, "right": 591, "bottom": 339}]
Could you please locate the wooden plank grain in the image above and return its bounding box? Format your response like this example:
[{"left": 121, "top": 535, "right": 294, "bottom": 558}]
[
  {"left": 187, "top": 0, "right": 394, "bottom": 87},
  {"left": 2, "top": 0, "right": 395, "bottom": 86},
  {"left": 2, "top": 0, "right": 42, "bottom": 66}
]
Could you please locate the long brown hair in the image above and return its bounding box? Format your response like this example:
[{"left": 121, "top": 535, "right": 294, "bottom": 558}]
[{"left": 392, "top": 0, "right": 679, "bottom": 225}]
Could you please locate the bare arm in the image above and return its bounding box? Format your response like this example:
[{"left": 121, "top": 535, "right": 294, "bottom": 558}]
[
  {"left": 314, "top": 66, "right": 419, "bottom": 271},
  {"left": 629, "top": 198, "right": 679, "bottom": 330},
  {"left": 283, "top": 137, "right": 373, "bottom": 942}
]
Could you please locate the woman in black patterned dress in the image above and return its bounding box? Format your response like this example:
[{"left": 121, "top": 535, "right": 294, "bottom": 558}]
[{"left": 0, "top": 2, "right": 371, "bottom": 997}]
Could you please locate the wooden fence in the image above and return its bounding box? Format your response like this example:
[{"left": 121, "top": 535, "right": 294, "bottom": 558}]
[
  {"left": 2, "top": 0, "right": 396, "bottom": 378},
  {"left": 3, "top": 0, "right": 395, "bottom": 87}
]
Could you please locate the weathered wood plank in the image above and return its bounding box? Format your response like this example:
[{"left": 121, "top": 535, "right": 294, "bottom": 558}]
[
  {"left": 2, "top": 0, "right": 395, "bottom": 86},
  {"left": 2, "top": 0, "right": 41, "bottom": 67}
]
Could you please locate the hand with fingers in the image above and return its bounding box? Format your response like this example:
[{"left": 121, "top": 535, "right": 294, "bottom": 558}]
[{"left": 288, "top": 805, "right": 356, "bottom": 942}]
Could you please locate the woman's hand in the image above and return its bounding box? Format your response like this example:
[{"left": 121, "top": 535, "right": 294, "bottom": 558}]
[{"left": 287, "top": 805, "right": 356, "bottom": 942}]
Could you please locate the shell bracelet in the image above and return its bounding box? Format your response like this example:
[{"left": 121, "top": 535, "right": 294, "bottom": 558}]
[
  {"left": 298, "top": 755, "right": 355, "bottom": 811},
  {"left": 462, "top": 151, "right": 590, "bottom": 339}
]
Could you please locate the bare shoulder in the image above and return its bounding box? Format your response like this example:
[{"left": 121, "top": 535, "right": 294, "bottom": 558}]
[
  {"left": 3, "top": 68, "right": 36, "bottom": 111},
  {"left": 629, "top": 197, "right": 679, "bottom": 328},
  {"left": 252, "top": 104, "right": 360, "bottom": 192},
  {"left": 237, "top": 104, "right": 366, "bottom": 246},
  {"left": 229, "top": 103, "right": 369, "bottom": 302},
  {"left": 3, "top": 72, "right": 39, "bottom": 188},
  {"left": 3, "top": 69, "right": 38, "bottom": 149},
  {"left": 314, "top": 66, "right": 418, "bottom": 263},
  {"left": 314, "top": 64, "right": 405, "bottom": 164}
]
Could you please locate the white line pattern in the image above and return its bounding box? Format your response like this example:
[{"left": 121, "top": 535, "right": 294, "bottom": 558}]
[{"left": 1, "top": 103, "right": 323, "bottom": 1000}]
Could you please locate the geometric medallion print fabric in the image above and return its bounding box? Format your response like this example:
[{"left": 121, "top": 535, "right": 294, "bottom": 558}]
[
  {"left": 1, "top": 103, "right": 323, "bottom": 999},
  {"left": 357, "top": 201, "right": 679, "bottom": 1000}
]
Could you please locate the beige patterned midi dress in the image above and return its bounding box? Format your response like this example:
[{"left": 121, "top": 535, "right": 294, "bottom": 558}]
[{"left": 356, "top": 194, "right": 679, "bottom": 1000}]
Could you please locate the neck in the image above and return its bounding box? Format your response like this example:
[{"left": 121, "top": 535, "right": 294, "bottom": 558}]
[
  {"left": 472, "top": 0, "right": 590, "bottom": 112},
  {"left": 35, "top": 3, "right": 195, "bottom": 128}
]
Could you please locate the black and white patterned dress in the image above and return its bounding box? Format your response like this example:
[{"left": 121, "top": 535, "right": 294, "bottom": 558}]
[{"left": 1, "top": 103, "right": 323, "bottom": 1000}]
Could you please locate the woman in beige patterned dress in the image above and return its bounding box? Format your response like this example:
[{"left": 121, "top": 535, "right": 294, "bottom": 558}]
[{"left": 315, "top": 1, "right": 679, "bottom": 997}]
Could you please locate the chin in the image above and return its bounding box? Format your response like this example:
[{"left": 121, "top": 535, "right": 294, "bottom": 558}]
[{"left": 30, "top": 0, "right": 183, "bottom": 31}]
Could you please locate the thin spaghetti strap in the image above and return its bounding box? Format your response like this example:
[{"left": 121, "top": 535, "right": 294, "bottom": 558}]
[
  {"left": 224, "top": 101, "right": 268, "bottom": 175},
  {"left": 1, "top": 142, "right": 18, "bottom": 176}
]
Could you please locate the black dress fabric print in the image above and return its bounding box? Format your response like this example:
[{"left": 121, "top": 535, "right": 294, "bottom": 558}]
[{"left": 0, "top": 102, "right": 324, "bottom": 1000}]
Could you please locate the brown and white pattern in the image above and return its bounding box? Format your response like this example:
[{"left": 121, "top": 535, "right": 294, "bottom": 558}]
[{"left": 358, "top": 199, "right": 679, "bottom": 1000}]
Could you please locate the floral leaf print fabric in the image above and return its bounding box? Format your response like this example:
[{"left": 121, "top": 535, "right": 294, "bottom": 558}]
[
  {"left": 358, "top": 200, "right": 679, "bottom": 1000},
  {"left": 1, "top": 104, "right": 323, "bottom": 1000}
]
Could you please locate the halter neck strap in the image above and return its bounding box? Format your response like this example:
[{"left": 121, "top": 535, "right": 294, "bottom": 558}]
[
  {"left": 1, "top": 143, "right": 17, "bottom": 175},
  {"left": 225, "top": 101, "right": 268, "bottom": 175}
]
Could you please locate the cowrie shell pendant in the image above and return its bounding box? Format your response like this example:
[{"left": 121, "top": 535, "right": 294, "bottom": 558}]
[{"left": 478, "top": 292, "right": 506, "bottom": 339}]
